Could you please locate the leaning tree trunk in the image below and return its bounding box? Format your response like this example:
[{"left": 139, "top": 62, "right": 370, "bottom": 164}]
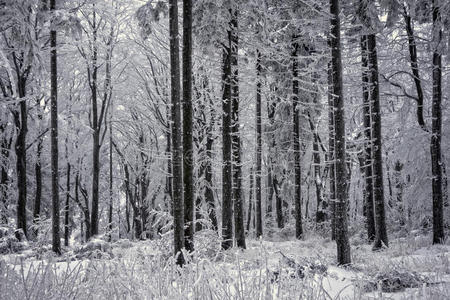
[
  {"left": 230, "top": 10, "right": 245, "bottom": 249},
  {"left": 221, "top": 27, "right": 233, "bottom": 250},
  {"left": 292, "top": 37, "right": 303, "bottom": 240},
  {"left": 255, "top": 50, "right": 263, "bottom": 238},
  {"left": 182, "top": 0, "right": 194, "bottom": 253},
  {"left": 50, "top": 0, "right": 60, "bottom": 254},
  {"left": 169, "top": 0, "right": 185, "bottom": 265},
  {"left": 330, "top": 0, "right": 351, "bottom": 265},
  {"left": 367, "top": 33, "right": 388, "bottom": 250},
  {"left": 360, "top": 35, "right": 375, "bottom": 242},
  {"left": 431, "top": 0, "right": 444, "bottom": 244}
]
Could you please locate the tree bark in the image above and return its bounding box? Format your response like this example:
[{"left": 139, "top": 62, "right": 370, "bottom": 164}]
[
  {"left": 182, "top": 0, "right": 194, "bottom": 252},
  {"left": 255, "top": 50, "right": 263, "bottom": 238},
  {"left": 431, "top": 0, "right": 444, "bottom": 244},
  {"left": 360, "top": 35, "right": 375, "bottom": 242},
  {"left": 108, "top": 114, "right": 113, "bottom": 242},
  {"left": 50, "top": 0, "right": 60, "bottom": 254},
  {"left": 221, "top": 29, "right": 233, "bottom": 250},
  {"left": 33, "top": 137, "right": 42, "bottom": 235},
  {"left": 327, "top": 55, "right": 336, "bottom": 241},
  {"left": 64, "top": 164, "right": 70, "bottom": 247},
  {"left": 292, "top": 37, "right": 303, "bottom": 239},
  {"left": 230, "top": 10, "right": 245, "bottom": 249},
  {"left": 330, "top": 0, "right": 351, "bottom": 265},
  {"left": 367, "top": 33, "right": 388, "bottom": 250},
  {"left": 169, "top": 0, "right": 185, "bottom": 265},
  {"left": 403, "top": 7, "right": 426, "bottom": 131},
  {"left": 247, "top": 167, "right": 254, "bottom": 232}
]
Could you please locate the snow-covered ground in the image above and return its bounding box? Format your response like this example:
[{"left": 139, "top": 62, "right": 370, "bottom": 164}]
[{"left": 1, "top": 232, "right": 449, "bottom": 299}]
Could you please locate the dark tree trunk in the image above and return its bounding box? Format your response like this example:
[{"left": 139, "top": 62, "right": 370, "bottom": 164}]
[
  {"left": 230, "top": 10, "right": 245, "bottom": 249},
  {"left": 292, "top": 37, "right": 303, "bottom": 239},
  {"left": 205, "top": 129, "right": 217, "bottom": 230},
  {"left": 108, "top": 117, "right": 113, "bottom": 242},
  {"left": 327, "top": 56, "right": 336, "bottom": 241},
  {"left": 255, "top": 50, "right": 263, "bottom": 238},
  {"left": 247, "top": 167, "right": 254, "bottom": 232},
  {"left": 330, "top": 0, "right": 351, "bottom": 265},
  {"left": 273, "top": 175, "right": 284, "bottom": 228},
  {"left": 267, "top": 168, "right": 273, "bottom": 216},
  {"left": 90, "top": 10, "right": 100, "bottom": 238},
  {"left": 15, "top": 78, "right": 28, "bottom": 237},
  {"left": 182, "top": 0, "right": 194, "bottom": 252},
  {"left": 165, "top": 108, "right": 173, "bottom": 215},
  {"left": 0, "top": 134, "right": 11, "bottom": 224},
  {"left": 431, "top": 0, "right": 444, "bottom": 244},
  {"left": 50, "top": 0, "right": 60, "bottom": 254},
  {"left": 169, "top": 0, "right": 185, "bottom": 265},
  {"left": 221, "top": 28, "right": 233, "bottom": 250},
  {"left": 367, "top": 34, "right": 388, "bottom": 250},
  {"left": 33, "top": 137, "right": 42, "bottom": 234},
  {"left": 64, "top": 164, "right": 70, "bottom": 247},
  {"left": 403, "top": 7, "right": 426, "bottom": 131},
  {"left": 360, "top": 35, "right": 375, "bottom": 242},
  {"left": 312, "top": 133, "right": 325, "bottom": 223}
]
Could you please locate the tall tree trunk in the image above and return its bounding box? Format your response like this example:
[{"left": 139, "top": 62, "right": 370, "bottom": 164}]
[
  {"left": 431, "top": 0, "right": 444, "bottom": 244},
  {"left": 273, "top": 176, "right": 284, "bottom": 228},
  {"left": 360, "top": 35, "right": 375, "bottom": 242},
  {"left": 330, "top": 0, "right": 351, "bottom": 265},
  {"left": 108, "top": 114, "right": 113, "bottom": 242},
  {"left": 255, "top": 50, "right": 263, "bottom": 238},
  {"left": 292, "top": 37, "right": 302, "bottom": 239},
  {"left": 367, "top": 33, "right": 388, "bottom": 250},
  {"left": 64, "top": 163, "right": 70, "bottom": 247},
  {"left": 50, "top": 0, "right": 60, "bottom": 254},
  {"left": 230, "top": 10, "right": 245, "bottom": 249},
  {"left": 182, "top": 0, "right": 194, "bottom": 252},
  {"left": 169, "top": 0, "right": 185, "bottom": 265},
  {"left": 33, "top": 137, "right": 42, "bottom": 234},
  {"left": 328, "top": 56, "right": 336, "bottom": 241},
  {"left": 403, "top": 7, "right": 426, "bottom": 131},
  {"left": 15, "top": 78, "right": 28, "bottom": 237},
  {"left": 247, "top": 167, "right": 254, "bottom": 232},
  {"left": 205, "top": 126, "right": 217, "bottom": 230},
  {"left": 0, "top": 134, "right": 11, "bottom": 224},
  {"left": 90, "top": 9, "right": 100, "bottom": 238},
  {"left": 221, "top": 27, "right": 233, "bottom": 250}
]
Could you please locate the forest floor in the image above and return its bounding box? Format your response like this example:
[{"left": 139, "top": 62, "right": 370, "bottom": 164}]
[{"left": 0, "top": 229, "right": 449, "bottom": 299}]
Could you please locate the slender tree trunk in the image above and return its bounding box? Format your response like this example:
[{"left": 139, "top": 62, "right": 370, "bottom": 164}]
[
  {"left": 169, "top": 0, "right": 185, "bottom": 265},
  {"left": 15, "top": 79, "right": 28, "bottom": 237},
  {"left": 328, "top": 56, "right": 336, "bottom": 241},
  {"left": 247, "top": 167, "right": 254, "bottom": 232},
  {"left": 108, "top": 114, "right": 113, "bottom": 242},
  {"left": 330, "top": 0, "right": 351, "bottom": 265},
  {"left": 431, "top": 0, "right": 444, "bottom": 244},
  {"left": 33, "top": 138, "right": 42, "bottom": 234},
  {"left": 403, "top": 8, "right": 426, "bottom": 131},
  {"left": 64, "top": 163, "right": 70, "bottom": 247},
  {"left": 182, "top": 0, "right": 194, "bottom": 252},
  {"left": 221, "top": 28, "right": 233, "bottom": 250},
  {"left": 50, "top": 0, "right": 60, "bottom": 254},
  {"left": 360, "top": 35, "right": 375, "bottom": 242},
  {"left": 273, "top": 176, "right": 284, "bottom": 228},
  {"left": 255, "top": 50, "right": 263, "bottom": 238},
  {"left": 292, "top": 37, "right": 303, "bottom": 239},
  {"left": 0, "top": 134, "right": 10, "bottom": 224},
  {"left": 267, "top": 168, "right": 273, "bottom": 216},
  {"left": 205, "top": 129, "right": 217, "bottom": 230},
  {"left": 230, "top": 10, "right": 245, "bottom": 249},
  {"left": 90, "top": 10, "right": 100, "bottom": 238},
  {"left": 367, "top": 33, "right": 388, "bottom": 250}
]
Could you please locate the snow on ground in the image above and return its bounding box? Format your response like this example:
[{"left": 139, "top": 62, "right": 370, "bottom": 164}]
[{"left": 0, "top": 232, "right": 449, "bottom": 299}]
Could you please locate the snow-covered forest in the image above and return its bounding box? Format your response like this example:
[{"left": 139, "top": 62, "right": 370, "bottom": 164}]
[{"left": 1, "top": 0, "right": 450, "bottom": 298}]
